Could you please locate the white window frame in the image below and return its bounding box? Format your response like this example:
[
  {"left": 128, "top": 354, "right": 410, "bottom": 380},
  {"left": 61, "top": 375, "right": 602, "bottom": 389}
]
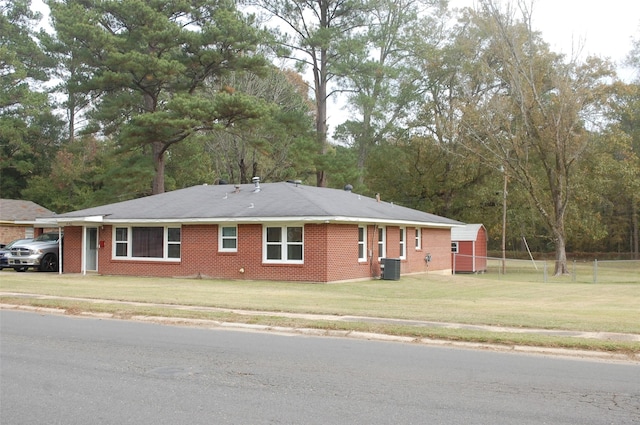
[
  {"left": 263, "top": 225, "right": 304, "bottom": 264},
  {"left": 377, "top": 227, "right": 386, "bottom": 259},
  {"left": 399, "top": 227, "right": 406, "bottom": 259},
  {"left": 415, "top": 228, "right": 421, "bottom": 250},
  {"left": 112, "top": 226, "right": 181, "bottom": 261},
  {"left": 358, "top": 226, "right": 367, "bottom": 262},
  {"left": 451, "top": 241, "right": 459, "bottom": 253},
  {"left": 219, "top": 225, "right": 238, "bottom": 252},
  {"left": 167, "top": 227, "right": 181, "bottom": 259}
]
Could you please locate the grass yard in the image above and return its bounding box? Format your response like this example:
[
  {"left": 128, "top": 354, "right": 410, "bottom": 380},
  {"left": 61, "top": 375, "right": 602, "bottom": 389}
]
[{"left": 1, "top": 270, "right": 639, "bottom": 355}]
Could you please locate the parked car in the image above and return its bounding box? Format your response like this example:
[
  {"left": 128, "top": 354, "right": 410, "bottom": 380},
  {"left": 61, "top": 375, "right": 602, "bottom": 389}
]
[
  {"left": 0, "top": 238, "right": 34, "bottom": 270},
  {"left": 7, "top": 232, "right": 63, "bottom": 272}
]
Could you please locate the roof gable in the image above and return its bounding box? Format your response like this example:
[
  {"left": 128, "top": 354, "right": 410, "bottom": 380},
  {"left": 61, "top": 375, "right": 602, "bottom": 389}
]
[
  {"left": 451, "top": 223, "right": 485, "bottom": 241},
  {"left": 52, "top": 182, "right": 463, "bottom": 228},
  {"left": 0, "top": 199, "right": 55, "bottom": 222}
]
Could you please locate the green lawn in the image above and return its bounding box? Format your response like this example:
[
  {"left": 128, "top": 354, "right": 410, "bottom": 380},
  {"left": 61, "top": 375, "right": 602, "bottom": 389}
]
[{"left": 1, "top": 270, "right": 639, "bottom": 355}]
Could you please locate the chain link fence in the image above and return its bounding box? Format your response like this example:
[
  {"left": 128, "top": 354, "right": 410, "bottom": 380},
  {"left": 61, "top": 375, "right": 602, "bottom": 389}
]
[{"left": 452, "top": 254, "right": 640, "bottom": 284}]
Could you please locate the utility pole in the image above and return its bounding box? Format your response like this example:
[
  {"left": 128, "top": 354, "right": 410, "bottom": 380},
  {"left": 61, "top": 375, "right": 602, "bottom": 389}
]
[{"left": 501, "top": 167, "right": 508, "bottom": 274}]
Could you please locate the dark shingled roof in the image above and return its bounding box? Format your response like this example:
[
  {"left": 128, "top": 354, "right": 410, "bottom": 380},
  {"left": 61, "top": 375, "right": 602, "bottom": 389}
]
[
  {"left": 0, "top": 199, "right": 55, "bottom": 222},
  {"left": 51, "top": 182, "right": 463, "bottom": 227}
]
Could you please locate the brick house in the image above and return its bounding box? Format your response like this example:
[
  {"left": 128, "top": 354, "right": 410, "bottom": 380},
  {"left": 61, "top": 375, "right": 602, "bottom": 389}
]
[
  {"left": 39, "top": 180, "right": 463, "bottom": 282},
  {"left": 0, "top": 199, "right": 55, "bottom": 245}
]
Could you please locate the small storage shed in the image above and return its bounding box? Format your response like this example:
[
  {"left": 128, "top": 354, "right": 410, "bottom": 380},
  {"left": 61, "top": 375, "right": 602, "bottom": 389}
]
[{"left": 451, "top": 224, "right": 487, "bottom": 273}]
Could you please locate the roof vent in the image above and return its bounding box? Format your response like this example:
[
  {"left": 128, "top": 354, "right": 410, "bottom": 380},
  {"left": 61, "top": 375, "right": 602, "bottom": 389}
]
[
  {"left": 252, "top": 176, "right": 261, "bottom": 192},
  {"left": 344, "top": 184, "right": 353, "bottom": 192}
]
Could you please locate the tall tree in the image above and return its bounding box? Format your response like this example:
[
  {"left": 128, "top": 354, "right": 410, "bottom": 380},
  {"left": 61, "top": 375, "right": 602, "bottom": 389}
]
[
  {"left": 203, "top": 67, "right": 316, "bottom": 184},
  {"left": 48, "top": 0, "right": 268, "bottom": 194},
  {"left": 0, "top": 0, "right": 61, "bottom": 199},
  {"left": 38, "top": 10, "right": 94, "bottom": 143},
  {"left": 252, "top": 0, "right": 370, "bottom": 187},
  {"left": 605, "top": 81, "right": 640, "bottom": 258},
  {"left": 336, "top": 0, "right": 447, "bottom": 185},
  {"left": 450, "top": 1, "right": 614, "bottom": 275}
]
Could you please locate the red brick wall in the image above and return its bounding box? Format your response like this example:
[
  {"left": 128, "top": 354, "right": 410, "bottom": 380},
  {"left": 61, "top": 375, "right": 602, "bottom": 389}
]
[
  {"left": 0, "top": 225, "right": 48, "bottom": 246},
  {"left": 0, "top": 226, "right": 28, "bottom": 245},
  {"left": 324, "top": 224, "right": 374, "bottom": 282},
  {"left": 421, "top": 228, "right": 452, "bottom": 273},
  {"left": 62, "top": 226, "right": 82, "bottom": 273},
  {"left": 60, "top": 223, "right": 453, "bottom": 282},
  {"left": 402, "top": 227, "right": 427, "bottom": 275},
  {"left": 385, "top": 227, "right": 452, "bottom": 275}
]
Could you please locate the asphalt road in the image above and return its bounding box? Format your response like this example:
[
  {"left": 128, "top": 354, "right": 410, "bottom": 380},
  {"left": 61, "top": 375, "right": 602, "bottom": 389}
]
[{"left": 1, "top": 310, "right": 639, "bottom": 425}]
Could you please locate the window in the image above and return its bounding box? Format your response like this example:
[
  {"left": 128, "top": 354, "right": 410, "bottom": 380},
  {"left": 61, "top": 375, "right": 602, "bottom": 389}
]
[
  {"left": 358, "top": 226, "right": 367, "bottom": 261},
  {"left": 451, "top": 242, "right": 459, "bottom": 253},
  {"left": 264, "top": 226, "right": 303, "bottom": 263},
  {"left": 132, "top": 227, "right": 163, "bottom": 257},
  {"left": 219, "top": 226, "right": 237, "bottom": 252},
  {"left": 415, "top": 228, "right": 421, "bottom": 250},
  {"left": 114, "top": 226, "right": 181, "bottom": 260},
  {"left": 115, "top": 227, "right": 128, "bottom": 257},
  {"left": 167, "top": 228, "right": 181, "bottom": 258},
  {"left": 377, "top": 227, "right": 385, "bottom": 259},
  {"left": 399, "top": 227, "right": 406, "bottom": 259}
]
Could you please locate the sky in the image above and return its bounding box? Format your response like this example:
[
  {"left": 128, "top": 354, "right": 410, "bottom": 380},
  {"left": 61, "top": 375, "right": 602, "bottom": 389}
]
[{"left": 448, "top": 0, "right": 640, "bottom": 80}]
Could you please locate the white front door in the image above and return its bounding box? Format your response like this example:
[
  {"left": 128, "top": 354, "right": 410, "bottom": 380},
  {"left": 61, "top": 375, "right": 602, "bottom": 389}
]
[{"left": 85, "top": 227, "right": 98, "bottom": 272}]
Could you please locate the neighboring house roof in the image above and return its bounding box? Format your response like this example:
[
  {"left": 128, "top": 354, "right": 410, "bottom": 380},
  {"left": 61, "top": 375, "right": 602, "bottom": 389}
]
[
  {"left": 0, "top": 199, "right": 55, "bottom": 224},
  {"left": 451, "top": 223, "right": 485, "bottom": 241},
  {"left": 45, "top": 182, "right": 464, "bottom": 228}
]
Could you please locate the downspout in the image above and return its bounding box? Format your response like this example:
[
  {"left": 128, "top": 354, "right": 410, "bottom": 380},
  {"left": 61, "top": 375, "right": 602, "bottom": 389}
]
[
  {"left": 82, "top": 227, "right": 86, "bottom": 276},
  {"left": 58, "top": 226, "right": 63, "bottom": 275},
  {"left": 369, "top": 224, "right": 379, "bottom": 278}
]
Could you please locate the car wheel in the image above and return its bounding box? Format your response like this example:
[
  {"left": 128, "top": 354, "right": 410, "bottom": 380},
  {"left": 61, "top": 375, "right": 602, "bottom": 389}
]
[{"left": 39, "top": 254, "right": 59, "bottom": 272}]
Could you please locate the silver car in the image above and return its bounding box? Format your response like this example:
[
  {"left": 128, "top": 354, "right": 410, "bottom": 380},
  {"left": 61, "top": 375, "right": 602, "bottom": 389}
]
[
  {"left": 0, "top": 238, "right": 33, "bottom": 270},
  {"left": 8, "top": 232, "right": 63, "bottom": 272}
]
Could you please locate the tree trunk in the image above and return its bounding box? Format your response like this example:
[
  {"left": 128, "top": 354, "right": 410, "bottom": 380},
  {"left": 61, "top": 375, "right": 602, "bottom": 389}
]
[
  {"left": 239, "top": 157, "right": 247, "bottom": 184},
  {"left": 151, "top": 141, "right": 165, "bottom": 194},
  {"left": 552, "top": 227, "right": 569, "bottom": 276},
  {"left": 315, "top": 60, "right": 328, "bottom": 188}
]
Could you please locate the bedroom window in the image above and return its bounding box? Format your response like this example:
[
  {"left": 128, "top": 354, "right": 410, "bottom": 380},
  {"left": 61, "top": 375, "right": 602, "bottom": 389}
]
[
  {"left": 415, "top": 228, "right": 421, "bottom": 250},
  {"left": 264, "top": 225, "right": 303, "bottom": 263},
  {"left": 358, "top": 226, "right": 367, "bottom": 261},
  {"left": 377, "top": 227, "right": 386, "bottom": 259},
  {"left": 219, "top": 226, "right": 237, "bottom": 252},
  {"left": 399, "top": 227, "right": 406, "bottom": 259},
  {"left": 114, "top": 226, "right": 181, "bottom": 260}
]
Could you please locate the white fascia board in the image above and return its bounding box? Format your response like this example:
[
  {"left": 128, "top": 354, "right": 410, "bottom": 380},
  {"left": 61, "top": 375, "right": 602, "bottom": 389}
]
[
  {"left": 97, "top": 216, "right": 461, "bottom": 228},
  {"left": 43, "top": 215, "right": 105, "bottom": 226},
  {"left": 13, "top": 220, "right": 56, "bottom": 226},
  {"left": 82, "top": 215, "right": 105, "bottom": 223},
  {"left": 296, "top": 216, "right": 462, "bottom": 228},
  {"left": 33, "top": 218, "right": 63, "bottom": 226}
]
